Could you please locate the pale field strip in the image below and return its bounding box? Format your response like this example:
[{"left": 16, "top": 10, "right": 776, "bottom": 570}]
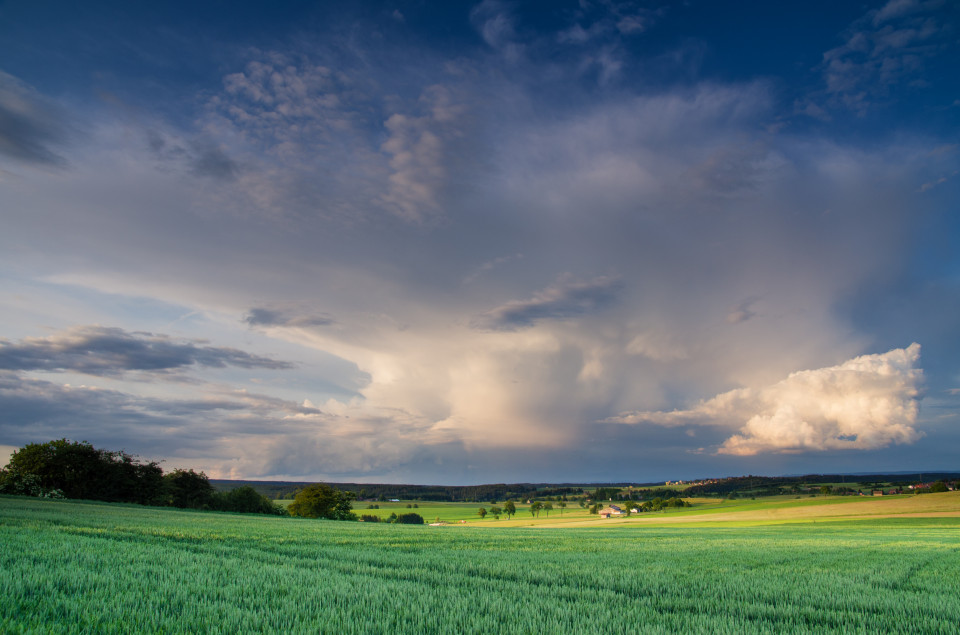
[{"left": 470, "top": 492, "right": 960, "bottom": 529}]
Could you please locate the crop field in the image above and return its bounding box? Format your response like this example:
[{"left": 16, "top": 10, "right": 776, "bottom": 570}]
[{"left": 3, "top": 494, "right": 959, "bottom": 633}]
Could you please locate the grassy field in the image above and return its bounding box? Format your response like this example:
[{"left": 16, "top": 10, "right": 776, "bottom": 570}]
[{"left": 3, "top": 493, "right": 960, "bottom": 633}]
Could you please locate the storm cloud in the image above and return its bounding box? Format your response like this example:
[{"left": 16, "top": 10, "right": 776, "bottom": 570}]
[{"left": 0, "top": 1, "right": 956, "bottom": 482}]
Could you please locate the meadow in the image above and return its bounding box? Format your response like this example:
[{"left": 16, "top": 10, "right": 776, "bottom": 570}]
[{"left": 3, "top": 493, "right": 959, "bottom": 633}]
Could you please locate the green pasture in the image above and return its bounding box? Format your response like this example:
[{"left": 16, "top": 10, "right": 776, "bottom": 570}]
[
  {"left": 3, "top": 495, "right": 960, "bottom": 633},
  {"left": 275, "top": 498, "right": 595, "bottom": 524},
  {"left": 354, "top": 500, "right": 591, "bottom": 524}
]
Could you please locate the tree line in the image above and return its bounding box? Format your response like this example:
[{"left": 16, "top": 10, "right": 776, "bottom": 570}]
[
  {"left": 680, "top": 473, "right": 960, "bottom": 498},
  {"left": 0, "top": 439, "right": 282, "bottom": 515},
  {"left": 0, "top": 439, "right": 375, "bottom": 522}
]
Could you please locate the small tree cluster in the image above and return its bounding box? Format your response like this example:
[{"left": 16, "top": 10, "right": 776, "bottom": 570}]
[
  {"left": 1, "top": 439, "right": 162, "bottom": 504},
  {"left": 288, "top": 483, "right": 356, "bottom": 520}
]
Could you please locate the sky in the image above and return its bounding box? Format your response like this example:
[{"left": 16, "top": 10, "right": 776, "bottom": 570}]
[{"left": 0, "top": 0, "right": 958, "bottom": 485}]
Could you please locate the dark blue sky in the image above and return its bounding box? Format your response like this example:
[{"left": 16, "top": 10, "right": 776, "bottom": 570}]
[{"left": 0, "top": 0, "right": 958, "bottom": 483}]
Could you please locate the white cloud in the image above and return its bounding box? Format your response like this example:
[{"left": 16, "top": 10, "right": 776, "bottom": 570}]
[{"left": 607, "top": 344, "right": 924, "bottom": 455}]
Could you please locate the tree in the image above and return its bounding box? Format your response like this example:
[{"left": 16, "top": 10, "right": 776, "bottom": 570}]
[
  {"left": 558, "top": 500, "right": 567, "bottom": 515},
  {"left": 930, "top": 481, "right": 949, "bottom": 493},
  {"left": 503, "top": 500, "right": 516, "bottom": 519},
  {"left": 820, "top": 485, "right": 833, "bottom": 496},
  {"left": 217, "top": 486, "right": 282, "bottom": 515},
  {"left": 478, "top": 507, "right": 488, "bottom": 519},
  {"left": 288, "top": 483, "right": 356, "bottom": 520},
  {"left": 163, "top": 469, "right": 216, "bottom": 509},
  {"left": 489, "top": 505, "right": 502, "bottom": 520},
  {"left": 529, "top": 501, "right": 542, "bottom": 517},
  {"left": 542, "top": 502, "right": 553, "bottom": 517}
]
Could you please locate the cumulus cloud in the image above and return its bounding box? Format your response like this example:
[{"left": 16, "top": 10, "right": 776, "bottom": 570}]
[
  {"left": 607, "top": 344, "right": 924, "bottom": 455},
  {"left": 0, "top": 71, "right": 69, "bottom": 165},
  {"left": 472, "top": 275, "right": 623, "bottom": 331},
  {"left": 0, "top": 326, "right": 294, "bottom": 377}
]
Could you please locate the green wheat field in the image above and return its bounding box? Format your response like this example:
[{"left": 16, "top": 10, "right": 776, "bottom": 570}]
[{"left": 3, "top": 494, "right": 959, "bottom": 633}]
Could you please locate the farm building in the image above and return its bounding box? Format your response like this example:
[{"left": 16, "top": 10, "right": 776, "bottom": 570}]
[{"left": 598, "top": 505, "right": 623, "bottom": 518}]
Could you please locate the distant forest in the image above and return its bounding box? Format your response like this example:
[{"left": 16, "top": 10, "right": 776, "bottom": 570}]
[
  {"left": 213, "top": 472, "right": 960, "bottom": 502},
  {"left": 210, "top": 481, "right": 609, "bottom": 502}
]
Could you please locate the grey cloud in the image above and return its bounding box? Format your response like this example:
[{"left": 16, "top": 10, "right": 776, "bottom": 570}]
[
  {"left": 686, "top": 143, "right": 782, "bottom": 194},
  {"left": 0, "top": 71, "right": 68, "bottom": 166},
  {"left": 472, "top": 275, "right": 623, "bottom": 331},
  {"left": 726, "top": 297, "right": 762, "bottom": 324},
  {"left": 244, "top": 308, "right": 336, "bottom": 328},
  {"left": 190, "top": 144, "right": 239, "bottom": 181},
  {"left": 0, "top": 326, "right": 294, "bottom": 377},
  {"left": 145, "top": 130, "right": 239, "bottom": 181}
]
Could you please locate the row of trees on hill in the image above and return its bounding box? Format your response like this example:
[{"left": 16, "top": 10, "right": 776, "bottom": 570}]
[
  {"left": 0, "top": 439, "right": 374, "bottom": 522},
  {"left": 0, "top": 439, "right": 282, "bottom": 515},
  {"left": 680, "top": 474, "right": 960, "bottom": 498}
]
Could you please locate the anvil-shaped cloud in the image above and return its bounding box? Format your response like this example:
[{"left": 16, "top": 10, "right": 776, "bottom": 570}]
[{"left": 0, "top": 0, "right": 957, "bottom": 482}]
